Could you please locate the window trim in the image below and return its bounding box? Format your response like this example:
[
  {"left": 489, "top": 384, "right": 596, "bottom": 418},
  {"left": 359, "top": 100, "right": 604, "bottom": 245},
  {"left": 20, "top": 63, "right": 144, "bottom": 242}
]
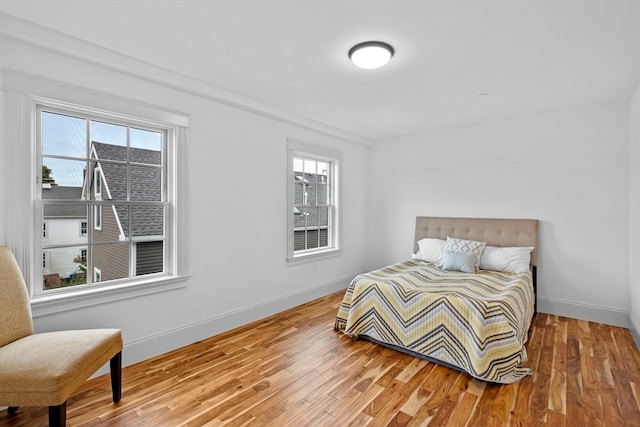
[
  {"left": 1, "top": 71, "right": 190, "bottom": 316},
  {"left": 94, "top": 166, "right": 103, "bottom": 199},
  {"left": 286, "top": 139, "right": 342, "bottom": 265},
  {"left": 94, "top": 204, "right": 102, "bottom": 231}
]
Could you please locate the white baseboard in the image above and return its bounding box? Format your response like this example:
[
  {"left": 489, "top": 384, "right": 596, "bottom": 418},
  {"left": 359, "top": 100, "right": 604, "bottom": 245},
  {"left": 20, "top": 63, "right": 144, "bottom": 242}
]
[
  {"left": 537, "top": 296, "right": 629, "bottom": 328},
  {"left": 93, "top": 274, "right": 352, "bottom": 376}
]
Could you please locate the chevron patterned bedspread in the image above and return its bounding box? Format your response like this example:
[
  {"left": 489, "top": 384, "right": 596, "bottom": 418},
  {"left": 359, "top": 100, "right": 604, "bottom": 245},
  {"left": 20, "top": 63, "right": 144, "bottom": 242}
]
[{"left": 334, "top": 260, "right": 535, "bottom": 383}]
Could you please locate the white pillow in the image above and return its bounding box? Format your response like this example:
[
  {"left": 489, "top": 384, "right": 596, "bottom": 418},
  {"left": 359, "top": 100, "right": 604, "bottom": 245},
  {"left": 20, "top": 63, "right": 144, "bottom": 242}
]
[
  {"left": 412, "top": 238, "right": 446, "bottom": 265},
  {"left": 479, "top": 246, "right": 534, "bottom": 273}
]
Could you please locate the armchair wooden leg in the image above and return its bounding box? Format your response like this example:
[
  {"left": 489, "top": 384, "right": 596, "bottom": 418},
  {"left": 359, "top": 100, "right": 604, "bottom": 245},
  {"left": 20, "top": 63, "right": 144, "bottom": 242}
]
[
  {"left": 7, "top": 406, "right": 19, "bottom": 416},
  {"left": 48, "top": 401, "right": 66, "bottom": 427},
  {"left": 110, "top": 351, "right": 122, "bottom": 403}
]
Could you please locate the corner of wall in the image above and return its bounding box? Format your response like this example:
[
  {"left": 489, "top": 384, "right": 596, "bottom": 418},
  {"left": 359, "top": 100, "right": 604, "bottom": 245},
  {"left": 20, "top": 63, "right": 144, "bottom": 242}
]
[{"left": 631, "top": 313, "right": 640, "bottom": 350}]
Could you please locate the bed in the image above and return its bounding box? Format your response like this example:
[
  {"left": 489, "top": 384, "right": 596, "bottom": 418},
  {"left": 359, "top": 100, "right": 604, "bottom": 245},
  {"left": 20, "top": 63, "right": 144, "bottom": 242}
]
[{"left": 334, "top": 217, "right": 538, "bottom": 384}]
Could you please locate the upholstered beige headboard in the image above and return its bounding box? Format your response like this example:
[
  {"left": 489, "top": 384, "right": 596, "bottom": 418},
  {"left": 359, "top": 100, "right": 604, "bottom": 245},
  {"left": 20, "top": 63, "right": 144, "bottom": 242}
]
[{"left": 414, "top": 217, "right": 539, "bottom": 266}]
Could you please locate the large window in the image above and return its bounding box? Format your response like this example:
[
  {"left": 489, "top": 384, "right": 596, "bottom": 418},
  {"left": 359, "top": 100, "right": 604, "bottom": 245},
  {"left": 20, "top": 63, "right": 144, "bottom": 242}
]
[
  {"left": 2, "top": 72, "right": 188, "bottom": 314},
  {"left": 287, "top": 140, "right": 341, "bottom": 263},
  {"left": 37, "top": 106, "right": 169, "bottom": 293}
]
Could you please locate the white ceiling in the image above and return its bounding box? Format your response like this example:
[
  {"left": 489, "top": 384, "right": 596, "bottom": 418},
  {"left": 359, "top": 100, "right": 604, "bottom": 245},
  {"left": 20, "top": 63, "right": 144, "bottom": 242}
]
[{"left": 1, "top": 0, "right": 639, "bottom": 142}]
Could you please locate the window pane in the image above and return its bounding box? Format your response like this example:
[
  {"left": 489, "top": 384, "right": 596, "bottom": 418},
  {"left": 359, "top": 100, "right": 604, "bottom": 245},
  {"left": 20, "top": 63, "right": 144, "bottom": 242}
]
[
  {"left": 132, "top": 205, "right": 164, "bottom": 237},
  {"left": 293, "top": 158, "right": 303, "bottom": 173},
  {"left": 319, "top": 229, "right": 328, "bottom": 247},
  {"left": 303, "top": 159, "right": 316, "bottom": 174},
  {"left": 130, "top": 165, "right": 162, "bottom": 201},
  {"left": 307, "top": 229, "right": 320, "bottom": 249},
  {"left": 42, "top": 204, "right": 88, "bottom": 244},
  {"left": 294, "top": 230, "right": 306, "bottom": 251},
  {"left": 318, "top": 207, "right": 329, "bottom": 226},
  {"left": 294, "top": 180, "right": 304, "bottom": 204},
  {"left": 42, "top": 246, "right": 88, "bottom": 290},
  {"left": 90, "top": 121, "right": 127, "bottom": 149},
  {"left": 293, "top": 207, "right": 306, "bottom": 228},
  {"left": 135, "top": 241, "right": 163, "bottom": 276},
  {"left": 42, "top": 112, "right": 86, "bottom": 158},
  {"left": 317, "top": 183, "right": 328, "bottom": 205},
  {"left": 91, "top": 141, "right": 126, "bottom": 162},
  {"left": 131, "top": 128, "right": 162, "bottom": 161},
  {"left": 308, "top": 181, "right": 317, "bottom": 205},
  {"left": 92, "top": 243, "right": 129, "bottom": 282},
  {"left": 93, "top": 204, "right": 128, "bottom": 242},
  {"left": 41, "top": 158, "right": 86, "bottom": 188},
  {"left": 131, "top": 145, "right": 162, "bottom": 167},
  {"left": 93, "top": 162, "right": 126, "bottom": 200},
  {"left": 303, "top": 207, "right": 318, "bottom": 227},
  {"left": 317, "top": 162, "right": 329, "bottom": 179}
]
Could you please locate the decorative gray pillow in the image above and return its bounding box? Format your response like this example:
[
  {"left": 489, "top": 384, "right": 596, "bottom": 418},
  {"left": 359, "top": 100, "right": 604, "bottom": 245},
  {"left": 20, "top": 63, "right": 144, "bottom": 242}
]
[
  {"left": 445, "top": 236, "right": 486, "bottom": 272},
  {"left": 442, "top": 250, "right": 477, "bottom": 273}
]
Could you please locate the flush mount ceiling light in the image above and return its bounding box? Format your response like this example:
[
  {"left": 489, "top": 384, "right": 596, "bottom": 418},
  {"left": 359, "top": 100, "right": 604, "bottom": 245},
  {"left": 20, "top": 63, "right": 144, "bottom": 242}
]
[{"left": 348, "top": 41, "right": 394, "bottom": 70}]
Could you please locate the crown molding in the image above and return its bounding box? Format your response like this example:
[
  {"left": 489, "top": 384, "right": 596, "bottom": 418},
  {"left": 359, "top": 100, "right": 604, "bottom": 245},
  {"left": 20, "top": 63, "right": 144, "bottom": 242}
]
[{"left": 0, "top": 12, "right": 372, "bottom": 146}]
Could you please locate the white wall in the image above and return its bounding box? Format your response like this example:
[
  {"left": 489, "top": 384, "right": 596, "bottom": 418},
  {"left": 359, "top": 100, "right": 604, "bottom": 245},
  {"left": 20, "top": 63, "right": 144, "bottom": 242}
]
[
  {"left": 630, "top": 84, "right": 640, "bottom": 343},
  {"left": 369, "top": 103, "right": 631, "bottom": 326},
  {"left": 0, "top": 27, "right": 370, "bottom": 367}
]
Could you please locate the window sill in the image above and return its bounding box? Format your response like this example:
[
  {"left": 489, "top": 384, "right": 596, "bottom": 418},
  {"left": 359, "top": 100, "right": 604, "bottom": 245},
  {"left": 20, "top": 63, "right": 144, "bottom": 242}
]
[
  {"left": 30, "top": 275, "right": 190, "bottom": 317},
  {"left": 286, "top": 248, "right": 343, "bottom": 266}
]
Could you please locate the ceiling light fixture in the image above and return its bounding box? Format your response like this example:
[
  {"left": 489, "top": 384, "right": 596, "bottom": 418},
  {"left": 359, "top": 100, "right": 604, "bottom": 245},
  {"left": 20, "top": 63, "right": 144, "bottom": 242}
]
[{"left": 348, "top": 41, "right": 394, "bottom": 70}]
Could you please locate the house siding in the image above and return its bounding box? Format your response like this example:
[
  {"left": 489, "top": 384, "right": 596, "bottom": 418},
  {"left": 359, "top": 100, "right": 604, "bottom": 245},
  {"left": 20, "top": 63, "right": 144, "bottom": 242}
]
[{"left": 92, "top": 205, "right": 129, "bottom": 280}]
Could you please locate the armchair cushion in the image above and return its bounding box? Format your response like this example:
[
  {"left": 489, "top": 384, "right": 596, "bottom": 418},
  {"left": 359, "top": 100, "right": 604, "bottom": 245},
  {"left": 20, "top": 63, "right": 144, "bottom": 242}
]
[{"left": 0, "top": 329, "right": 123, "bottom": 406}]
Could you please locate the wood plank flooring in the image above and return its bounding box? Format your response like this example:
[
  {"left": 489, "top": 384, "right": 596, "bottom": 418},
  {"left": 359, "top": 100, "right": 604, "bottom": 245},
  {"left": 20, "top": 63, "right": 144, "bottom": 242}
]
[{"left": 2, "top": 291, "right": 640, "bottom": 426}]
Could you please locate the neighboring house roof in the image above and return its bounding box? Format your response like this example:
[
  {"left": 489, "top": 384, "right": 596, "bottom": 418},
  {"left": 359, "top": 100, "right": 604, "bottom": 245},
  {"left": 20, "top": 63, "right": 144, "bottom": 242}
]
[
  {"left": 293, "top": 171, "right": 328, "bottom": 228},
  {"left": 43, "top": 186, "right": 86, "bottom": 218},
  {"left": 90, "top": 142, "right": 163, "bottom": 237}
]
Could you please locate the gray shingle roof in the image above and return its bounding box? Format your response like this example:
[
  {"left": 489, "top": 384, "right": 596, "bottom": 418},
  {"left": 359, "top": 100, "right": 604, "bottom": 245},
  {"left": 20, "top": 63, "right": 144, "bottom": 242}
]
[
  {"left": 92, "top": 142, "right": 163, "bottom": 237},
  {"left": 43, "top": 186, "right": 86, "bottom": 217}
]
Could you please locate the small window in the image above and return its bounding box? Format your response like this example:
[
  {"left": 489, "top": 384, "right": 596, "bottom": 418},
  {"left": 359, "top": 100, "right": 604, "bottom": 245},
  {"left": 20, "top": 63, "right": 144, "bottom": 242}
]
[
  {"left": 287, "top": 140, "right": 341, "bottom": 263},
  {"left": 43, "top": 222, "right": 48, "bottom": 239},
  {"left": 80, "top": 221, "right": 88, "bottom": 236},
  {"left": 94, "top": 205, "right": 102, "bottom": 230},
  {"left": 94, "top": 167, "right": 102, "bottom": 199}
]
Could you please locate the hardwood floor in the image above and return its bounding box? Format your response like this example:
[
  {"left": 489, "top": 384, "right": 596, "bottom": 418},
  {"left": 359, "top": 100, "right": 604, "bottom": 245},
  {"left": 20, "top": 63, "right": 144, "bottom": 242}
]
[{"left": 3, "top": 291, "right": 640, "bottom": 426}]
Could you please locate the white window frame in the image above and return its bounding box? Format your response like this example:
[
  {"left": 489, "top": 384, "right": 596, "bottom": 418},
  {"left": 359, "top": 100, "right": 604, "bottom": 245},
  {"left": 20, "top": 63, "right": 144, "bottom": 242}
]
[
  {"left": 80, "top": 221, "right": 88, "bottom": 237},
  {"left": 286, "top": 139, "right": 342, "bottom": 265},
  {"left": 94, "top": 205, "right": 102, "bottom": 231},
  {"left": 1, "top": 71, "right": 190, "bottom": 317}
]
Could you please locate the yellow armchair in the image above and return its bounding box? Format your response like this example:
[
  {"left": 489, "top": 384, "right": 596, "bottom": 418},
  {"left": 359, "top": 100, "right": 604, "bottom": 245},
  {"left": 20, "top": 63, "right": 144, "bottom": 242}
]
[{"left": 0, "top": 246, "right": 123, "bottom": 426}]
